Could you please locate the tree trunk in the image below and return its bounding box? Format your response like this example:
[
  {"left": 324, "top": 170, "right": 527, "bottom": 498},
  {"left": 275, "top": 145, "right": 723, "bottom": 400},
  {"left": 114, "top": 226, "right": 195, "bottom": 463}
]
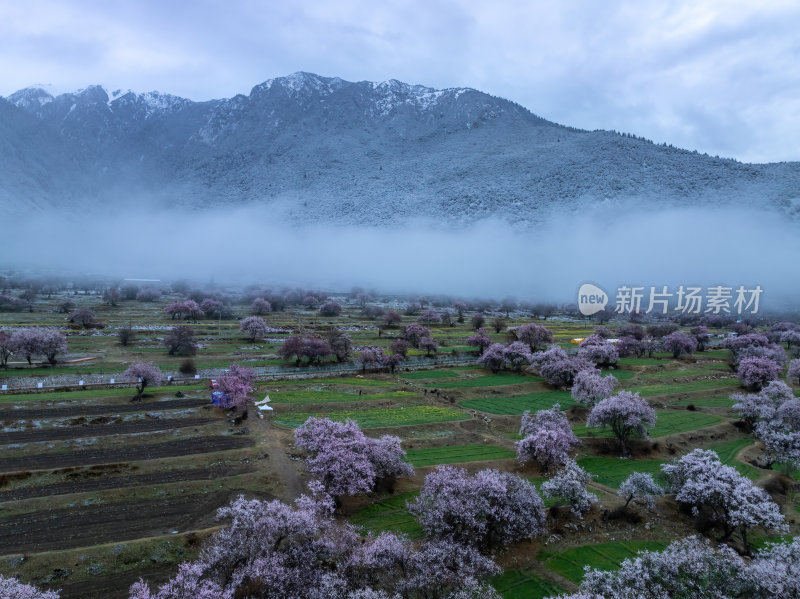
[{"left": 741, "top": 527, "right": 751, "bottom": 555}]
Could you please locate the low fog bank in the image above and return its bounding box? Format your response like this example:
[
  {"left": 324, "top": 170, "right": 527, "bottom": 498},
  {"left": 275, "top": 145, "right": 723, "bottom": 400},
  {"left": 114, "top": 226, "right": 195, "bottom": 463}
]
[{"left": 2, "top": 204, "right": 797, "bottom": 308}]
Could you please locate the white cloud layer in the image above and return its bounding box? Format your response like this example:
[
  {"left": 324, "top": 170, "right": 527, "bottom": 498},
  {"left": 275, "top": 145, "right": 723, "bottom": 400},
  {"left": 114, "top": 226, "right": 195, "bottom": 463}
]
[{"left": 3, "top": 205, "right": 798, "bottom": 311}]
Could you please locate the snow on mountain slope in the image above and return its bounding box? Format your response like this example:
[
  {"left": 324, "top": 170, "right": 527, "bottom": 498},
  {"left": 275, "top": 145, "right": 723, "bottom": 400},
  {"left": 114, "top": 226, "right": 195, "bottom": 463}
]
[{"left": 1, "top": 72, "right": 798, "bottom": 224}]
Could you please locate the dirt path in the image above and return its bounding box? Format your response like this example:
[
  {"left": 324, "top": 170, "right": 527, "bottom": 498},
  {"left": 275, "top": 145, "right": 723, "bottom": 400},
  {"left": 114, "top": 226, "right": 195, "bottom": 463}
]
[{"left": 255, "top": 417, "right": 304, "bottom": 500}]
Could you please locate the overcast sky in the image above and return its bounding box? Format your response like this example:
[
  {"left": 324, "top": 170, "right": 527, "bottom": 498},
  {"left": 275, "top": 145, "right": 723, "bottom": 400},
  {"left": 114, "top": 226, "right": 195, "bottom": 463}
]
[{"left": 1, "top": 0, "right": 798, "bottom": 163}]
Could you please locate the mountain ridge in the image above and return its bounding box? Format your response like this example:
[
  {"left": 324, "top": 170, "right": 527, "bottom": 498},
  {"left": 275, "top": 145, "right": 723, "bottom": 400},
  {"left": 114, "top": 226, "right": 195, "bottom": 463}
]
[{"left": 2, "top": 72, "right": 798, "bottom": 224}]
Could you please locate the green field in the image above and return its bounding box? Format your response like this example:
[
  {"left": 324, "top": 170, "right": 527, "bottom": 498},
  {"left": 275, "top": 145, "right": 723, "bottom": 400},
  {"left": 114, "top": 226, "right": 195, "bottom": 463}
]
[
  {"left": 674, "top": 395, "right": 735, "bottom": 407},
  {"left": 274, "top": 405, "right": 469, "bottom": 428},
  {"left": 606, "top": 368, "right": 635, "bottom": 381},
  {"left": 635, "top": 365, "right": 730, "bottom": 380},
  {"left": 435, "top": 373, "right": 542, "bottom": 389},
  {"left": 572, "top": 410, "right": 724, "bottom": 439},
  {"left": 616, "top": 358, "right": 674, "bottom": 366},
  {"left": 489, "top": 571, "right": 565, "bottom": 599},
  {"left": 400, "top": 369, "right": 460, "bottom": 380},
  {"left": 707, "top": 438, "right": 761, "bottom": 480},
  {"left": 350, "top": 491, "right": 423, "bottom": 538},
  {"left": 269, "top": 390, "right": 416, "bottom": 403},
  {"left": 268, "top": 377, "right": 392, "bottom": 387},
  {"left": 577, "top": 456, "right": 665, "bottom": 489},
  {"left": 460, "top": 391, "right": 574, "bottom": 415},
  {"left": 405, "top": 444, "right": 515, "bottom": 466},
  {"left": 630, "top": 378, "right": 740, "bottom": 397},
  {"left": 542, "top": 541, "right": 668, "bottom": 583}
]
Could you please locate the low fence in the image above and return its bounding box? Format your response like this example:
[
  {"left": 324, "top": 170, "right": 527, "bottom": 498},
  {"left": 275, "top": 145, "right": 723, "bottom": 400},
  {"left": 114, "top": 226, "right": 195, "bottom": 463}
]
[{"left": 0, "top": 354, "right": 477, "bottom": 394}]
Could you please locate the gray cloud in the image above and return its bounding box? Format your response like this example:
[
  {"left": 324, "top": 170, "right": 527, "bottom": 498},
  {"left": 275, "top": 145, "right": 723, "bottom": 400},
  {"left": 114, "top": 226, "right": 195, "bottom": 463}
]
[{"left": 0, "top": 0, "right": 798, "bottom": 162}]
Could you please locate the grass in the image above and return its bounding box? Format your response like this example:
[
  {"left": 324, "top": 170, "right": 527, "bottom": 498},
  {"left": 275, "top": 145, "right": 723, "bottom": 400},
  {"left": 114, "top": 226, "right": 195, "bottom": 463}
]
[
  {"left": 542, "top": 541, "right": 668, "bottom": 584},
  {"left": 630, "top": 378, "right": 740, "bottom": 397},
  {"left": 571, "top": 411, "right": 724, "bottom": 439},
  {"left": 274, "top": 405, "right": 469, "bottom": 429},
  {"left": 0, "top": 364, "right": 125, "bottom": 378},
  {"left": 635, "top": 365, "right": 730, "bottom": 379},
  {"left": 400, "top": 369, "right": 460, "bottom": 380},
  {"left": 489, "top": 571, "right": 565, "bottom": 599},
  {"left": 527, "top": 477, "right": 562, "bottom": 508},
  {"left": 577, "top": 456, "right": 665, "bottom": 489},
  {"left": 435, "top": 373, "right": 542, "bottom": 389},
  {"left": 616, "top": 358, "right": 674, "bottom": 366},
  {"left": 674, "top": 395, "right": 735, "bottom": 407},
  {"left": 606, "top": 368, "right": 635, "bottom": 381},
  {"left": 269, "top": 377, "right": 391, "bottom": 387},
  {"left": 269, "top": 390, "right": 416, "bottom": 403},
  {"left": 405, "top": 444, "right": 515, "bottom": 466},
  {"left": 460, "top": 391, "right": 574, "bottom": 415},
  {"left": 350, "top": 491, "right": 423, "bottom": 538},
  {"left": 707, "top": 438, "right": 761, "bottom": 480}
]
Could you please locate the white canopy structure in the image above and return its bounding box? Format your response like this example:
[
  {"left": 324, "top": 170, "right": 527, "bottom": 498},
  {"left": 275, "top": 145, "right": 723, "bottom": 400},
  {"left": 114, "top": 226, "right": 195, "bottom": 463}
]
[{"left": 255, "top": 395, "right": 273, "bottom": 412}]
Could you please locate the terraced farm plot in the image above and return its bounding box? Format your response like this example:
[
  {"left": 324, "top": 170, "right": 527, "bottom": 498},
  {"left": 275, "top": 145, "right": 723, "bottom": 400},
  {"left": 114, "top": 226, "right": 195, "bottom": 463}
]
[
  {"left": 0, "top": 397, "right": 205, "bottom": 420},
  {"left": 0, "top": 384, "right": 207, "bottom": 404},
  {"left": 0, "top": 386, "right": 266, "bottom": 599},
  {"left": 616, "top": 358, "right": 674, "bottom": 366},
  {"left": 630, "top": 377, "right": 740, "bottom": 397},
  {"left": 274, "top": 405, "right": 469, "bottom": 429},
  {"left": 674, "top": 395, "right": 735, "bottom": 407},
  {"left": 674, "top": 388, "right": 800, "bottom": 408},
  {"left": 571, "top": 410, "right": 724, "bottom": 439},
  {"left": 434, "top": 373, "right": 543, "bottom": 389},
  {"left": 400, "top": 369, "right": 460, "bottom": 380},
  {"left": 577, "top": 456, "right": 665, "bottom": 488},
  {"left": 605, "top": 368, "right": 635, "bottom": 381},
  {"left": 542, "top": 541, "right": 667, "bottom": 584},
  {"left": 0, "top": 435, "right": 254, "bottom": 472},
  {"left": 405, "top": 444, "right": 515, "bottom": 466},
  {"left": 268, "top": 377, "right": 392, "bottom": 387},
  {"left": 634, "top": 365, "right": 730, "bottom": 380},
  {"left": 269, "top": 390, "right": 417, "bottom": 403},
  {"left": 350, "top": 491, "right": 423, "bottom": 538},
  {"left": 489, "top": 571, "right": 565, "bottom": 599},
  {"left": 707, "top": 438, "right": 761, "bottom": 480},
  {"left": 460, "top": 391, "right": 574, "bottom": 415},
  {"left": 1, "top": 416, "right": 216, "bottom": 443},
  {"left": 0, "top": 493, "right": 234, "bottom": 553}
]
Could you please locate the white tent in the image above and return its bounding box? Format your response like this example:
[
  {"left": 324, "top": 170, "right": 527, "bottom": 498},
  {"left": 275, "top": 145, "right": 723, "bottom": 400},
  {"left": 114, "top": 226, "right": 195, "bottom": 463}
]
[{"left": 255, "top": 396, "right": 273, "bottom": 412}]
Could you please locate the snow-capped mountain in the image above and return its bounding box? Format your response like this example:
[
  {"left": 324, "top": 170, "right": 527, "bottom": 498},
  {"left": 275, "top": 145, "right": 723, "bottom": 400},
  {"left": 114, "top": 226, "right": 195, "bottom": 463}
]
[{"left": 1, "top": 72, "right": 798, "bottom": 224}]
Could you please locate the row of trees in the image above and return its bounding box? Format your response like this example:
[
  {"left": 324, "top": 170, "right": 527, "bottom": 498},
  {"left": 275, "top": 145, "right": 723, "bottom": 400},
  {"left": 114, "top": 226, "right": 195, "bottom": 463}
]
[
  {"left": 276, "top": 323, "right": 446, "bottom": 369},
  {"left": 0, "top": 328, "right": 67, "bottom": 366}
]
